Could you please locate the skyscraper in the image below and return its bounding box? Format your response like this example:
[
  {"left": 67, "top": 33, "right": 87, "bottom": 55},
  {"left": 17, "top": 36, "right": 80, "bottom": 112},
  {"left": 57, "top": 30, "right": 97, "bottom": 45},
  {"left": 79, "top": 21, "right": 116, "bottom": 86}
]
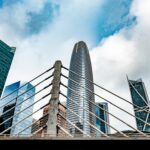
[
  {"left": 127, "top": 77, "right": 150, "bottom": 132},
  {"left": 1, "top": 103, "right": 16, "bottom": 134},
  {"left": 0, "top": 81, "right": 35, "bottom": 136},
  {"left": 0, "top": 116, "right": 5, "bottom": 133},
  {"left": 95, "top": 102, "right": 110, "bottom": 135},
  {"left": 67, "top": 41, "right": 95, "bottom": 135},
  {"left": 0, "top": 40, "right": 16, "bottom": 97}
]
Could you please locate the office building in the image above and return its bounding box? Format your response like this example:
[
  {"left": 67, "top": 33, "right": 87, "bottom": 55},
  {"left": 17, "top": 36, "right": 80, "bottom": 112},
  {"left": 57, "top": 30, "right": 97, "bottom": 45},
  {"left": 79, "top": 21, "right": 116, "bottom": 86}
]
[
  {"left": 0, "top": 81, "right": 35, "bottom": 136},
  {"left": 38, "top": 103, "right": 67, "bottom": 137},
  {"left": 0, "top": 40, "right": 16, "bottom": 97},
  {"left": 67, "top": 41, "right": 95, "bottom": 135},
  {"left": 57, "top": 103, "right": 67, "bottom": 137},
  {"left": 127, "top": 78, "right": 150, "bottom": 132},
  {"left": 95, "top": 102, "right": 110, "bottom": 136}
]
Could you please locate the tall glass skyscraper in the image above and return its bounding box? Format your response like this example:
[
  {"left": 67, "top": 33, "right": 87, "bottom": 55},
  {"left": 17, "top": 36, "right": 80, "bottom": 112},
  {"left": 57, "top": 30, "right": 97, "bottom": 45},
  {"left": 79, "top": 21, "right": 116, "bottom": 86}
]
[
  {"left": 0, "top": 81, "right": 35, "bottom": 136},
  {"left": 95, "top": 102, "right": 110, "bottom": 136},
  {"left": 0, "top": 40, "right": 16, "bottom": 97},
  {"left": 67, "top": 41, "right": 95, "bottom": 135},
  {"left": 127, "top": 78, "right": 150, "bottom": 132}
]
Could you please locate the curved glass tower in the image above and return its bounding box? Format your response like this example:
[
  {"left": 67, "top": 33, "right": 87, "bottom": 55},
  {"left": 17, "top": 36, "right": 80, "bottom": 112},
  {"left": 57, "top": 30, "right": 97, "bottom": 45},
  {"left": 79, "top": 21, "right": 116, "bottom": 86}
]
[{"left": 67, "top": 41, "right": 95, "bottom": 136}]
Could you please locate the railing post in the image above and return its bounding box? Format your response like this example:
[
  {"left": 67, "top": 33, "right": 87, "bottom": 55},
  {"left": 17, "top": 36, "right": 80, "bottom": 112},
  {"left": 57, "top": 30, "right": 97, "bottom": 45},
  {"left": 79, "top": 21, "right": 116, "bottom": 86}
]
[{"left": 47, "top": 61, "right": 62, "bottom": 137}]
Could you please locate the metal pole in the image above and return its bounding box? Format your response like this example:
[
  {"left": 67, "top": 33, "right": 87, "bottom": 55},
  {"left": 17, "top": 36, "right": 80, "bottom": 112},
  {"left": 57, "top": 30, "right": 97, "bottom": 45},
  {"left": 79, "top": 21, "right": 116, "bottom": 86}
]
[{"left": 46, "top": 61, "right": 62, "bottom": 137}]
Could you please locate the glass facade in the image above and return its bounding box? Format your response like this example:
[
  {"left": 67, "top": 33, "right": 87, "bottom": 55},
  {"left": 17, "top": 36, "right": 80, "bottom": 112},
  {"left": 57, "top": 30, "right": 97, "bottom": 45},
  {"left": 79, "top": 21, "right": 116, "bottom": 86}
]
[
  {"left": 0, "top": 40, "right": 16, "bottom": 97},
  {"left": 0, "top": 81, "right": 35, "bottom": 136},
  {"left": 128, "top": 78, "right": 150, "bottom": 132},
  {"left": 95, "top": 102, "right": 110, "bottom": 136},
  {"left": 0, "top": 115, "right": 5, "bottom": 133},
  {"left": 2, "top": 103, "right": 16, "bottom": 134},
  {"left": 67, "top": 41, "right": 95, "bottom": 135}
]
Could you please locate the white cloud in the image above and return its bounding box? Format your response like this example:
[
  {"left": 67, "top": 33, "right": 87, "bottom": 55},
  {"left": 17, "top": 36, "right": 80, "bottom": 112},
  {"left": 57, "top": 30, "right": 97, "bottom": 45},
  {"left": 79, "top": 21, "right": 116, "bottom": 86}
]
[
  {"left": 0, "top": 0, "right": 105, "bottom": 86},
  {"left": 0, "top": 0, "right": 55, "bottom": 45},
  {"left": 91, "top": 0, "right": 150, "bottom": 132},
  {"left": 91, "top": 0, "right": 150, "bottom": 94}
]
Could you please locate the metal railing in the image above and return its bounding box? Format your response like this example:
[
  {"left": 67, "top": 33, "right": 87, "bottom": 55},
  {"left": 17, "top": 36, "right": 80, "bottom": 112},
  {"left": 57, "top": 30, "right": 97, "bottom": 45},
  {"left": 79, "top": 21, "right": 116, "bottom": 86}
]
[{"left": 0, "top": 60, "right": 150, "bottom": 139}]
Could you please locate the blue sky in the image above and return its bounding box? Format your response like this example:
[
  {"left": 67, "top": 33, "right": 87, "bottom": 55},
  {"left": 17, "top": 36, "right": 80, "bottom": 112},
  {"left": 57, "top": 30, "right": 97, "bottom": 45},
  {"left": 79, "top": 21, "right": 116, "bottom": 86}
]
[
  {"left": 27, "top": 2, "right": 59, "bottom": 34},
  {"left": 94, "top": 0, "right": 136, "bottom": 43},
  {"left": 0, "top": 0, "right": 136, "bottom": 45}
]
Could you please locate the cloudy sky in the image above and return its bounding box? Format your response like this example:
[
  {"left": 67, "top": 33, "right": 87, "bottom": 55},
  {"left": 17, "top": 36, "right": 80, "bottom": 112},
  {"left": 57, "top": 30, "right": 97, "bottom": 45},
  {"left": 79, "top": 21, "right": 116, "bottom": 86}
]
[{"left": 0, "top": 0, "right": 150, "bottom": 133}]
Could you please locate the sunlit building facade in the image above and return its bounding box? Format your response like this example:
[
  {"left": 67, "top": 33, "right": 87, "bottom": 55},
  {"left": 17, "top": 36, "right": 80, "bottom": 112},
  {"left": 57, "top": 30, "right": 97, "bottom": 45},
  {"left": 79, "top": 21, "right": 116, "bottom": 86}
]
[
  {"left": 67, "top": 41, "right": 95, "bottom": 135},
  {"left": 38, "top": 103, "right": 67, "bottom": 137}
]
